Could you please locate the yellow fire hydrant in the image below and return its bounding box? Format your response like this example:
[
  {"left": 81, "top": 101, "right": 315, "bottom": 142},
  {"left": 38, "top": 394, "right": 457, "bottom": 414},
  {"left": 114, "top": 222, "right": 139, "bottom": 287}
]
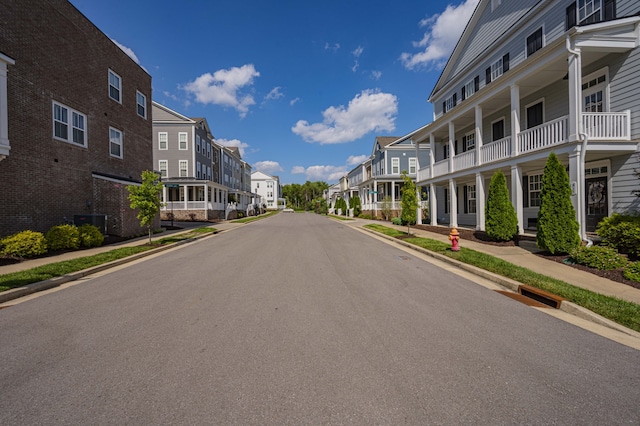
[{"left": 448, "top": 228, "right": 460, "bottom": 251}]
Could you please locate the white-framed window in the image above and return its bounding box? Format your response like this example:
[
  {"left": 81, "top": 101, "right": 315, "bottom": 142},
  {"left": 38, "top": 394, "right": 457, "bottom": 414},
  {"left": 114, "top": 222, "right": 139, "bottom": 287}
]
[
  {"left": 136, "top": 91, "right": 147, "bottom": 118},
  {"left": 443, "top": 143, "right": 450, "bottom": 160},
  {"left": 207, "top": 143, "right": 211, "bottom": 158},
  {"left": 179, "top": 160, "right": 188, "bottom": 177},
  {"left": 108, "top": 69, "right": 121, "bottom": 103},
  {"left": 196, "top": 135, "right": 201, "bottom": 153},
  {"left": 158, "top": 132, "right": 168, "bottom": 150},
  {"left": 464, "top": 79, "right": 475, "bottom": 99},
  {"left": 409, "top": 157, "right": 417, "bottom": 174},
  {"left": 465, "top": 184, "right": 476, "bottom": 214},
  {"left": 528, "top": 174, "right": 543, "bottom": 207},
  {"left": 197, "top": 161, "right": 201, "bottom": 178},
  {"left": 491, "top": 58, "right": 503, "bottom": 81},
  {"left": 109, "top": 127, "right": 123, "bottom": 158},
  {"left": 159, "top": 160, "right": 168, "bottom": 178},
  {"left": 582, "top": 69, "right": 608, "bottom": 112},
  {"left": 179, "top": 132, "right": 188, "bottom": 150},
  {"left": 392, "top": 158, "right": 400, "bottom": 174},
  {"left": 492, "top": 118, "right": 505, "bottom": 141},
  {"left": 463, "top": 131, "right": 475, "bottom": 151},
  {"left": 578, "top": 0, "right": 601, "bottom": 24},
  {"left": 52, "top": 101, "right": 87, "bottom": 147},
  {"left": 445, "top": 94, "right": 456, "bottom": 113},
  {"left": 208, "top": 166, "right": 212, "bottom": 180}
]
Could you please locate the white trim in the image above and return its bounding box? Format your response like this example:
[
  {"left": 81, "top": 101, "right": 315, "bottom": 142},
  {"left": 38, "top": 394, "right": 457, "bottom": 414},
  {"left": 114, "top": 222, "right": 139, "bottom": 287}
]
[
  {"left": 178, "top": 132, "right": 188, "bottom": 150},
  {"left": 52, "top": 100, "right": 88, "bottom": 148},
  {"left": 109, "top": 127, "right": 123, "bottom": 158},
  {"left": 158, "top": 131, "right": 168, "bottom": 150},
  {"left": 108, "top": 69, "right": 122, "bottom": 104},
  {"left": 136, "top": 90, "right": 147, "bottom": 119},
  {"left": 582, "top": 67, "right": 609, "bottom": 112},
  {"left": 525, "top": 24, "right": 545, "bottom": 58},
  {"left": 524, "top": 98, "right": 545, "bottom": 129},
  {"left": 158, "top": 160, "right": 168, "bottom": 178},
  {"left": 491, "top": 116, "right": 506, "bottom": 141}
]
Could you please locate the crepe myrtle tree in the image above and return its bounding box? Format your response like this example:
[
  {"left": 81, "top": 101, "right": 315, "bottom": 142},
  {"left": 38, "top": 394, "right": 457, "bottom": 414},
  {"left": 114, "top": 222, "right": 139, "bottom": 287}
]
[
  {"left": 128, "top": 170, "right": 164, "bottom": 244},
  {"left": 401, "top": 171, "right": 419, "bottom": 235}
]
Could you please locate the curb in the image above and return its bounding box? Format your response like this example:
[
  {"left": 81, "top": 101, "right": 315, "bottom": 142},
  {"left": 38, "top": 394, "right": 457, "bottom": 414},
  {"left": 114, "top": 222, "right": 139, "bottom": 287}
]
[{"left": 360, "top": 227, "right": 640, "bottom": 339}]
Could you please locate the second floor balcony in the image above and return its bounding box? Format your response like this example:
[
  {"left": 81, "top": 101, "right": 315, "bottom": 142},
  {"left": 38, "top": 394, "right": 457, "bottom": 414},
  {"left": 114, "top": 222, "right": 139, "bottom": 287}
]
[{"left": 418, "top": 111, "right": 630, "bottom": 182}]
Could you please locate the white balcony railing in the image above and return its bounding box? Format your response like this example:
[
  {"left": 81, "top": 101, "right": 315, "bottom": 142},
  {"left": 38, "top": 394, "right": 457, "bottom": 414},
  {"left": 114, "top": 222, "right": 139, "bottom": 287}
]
[
  {"left": 519, "top": 116, "right": 568, "bottom": 154},
  {"left": 480, "top": 136, "right": 511, "bottom": 164},
  {"left": 453, "top": 150, "right": 475, "bottom": 171},
  {"left": 433, "top": 159, "right": 449, "bottom": 176},
  {"left": 583, "top": 111, "right": 630, "bottom": 140},
  {"left": 417, "top": 167, "right": 431, "bottom": 182}
]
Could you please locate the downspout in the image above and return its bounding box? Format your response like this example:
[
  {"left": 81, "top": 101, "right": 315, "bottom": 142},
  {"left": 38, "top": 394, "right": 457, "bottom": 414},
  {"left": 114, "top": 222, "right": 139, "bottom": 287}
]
[{"left": 567, "top": 35, "right": 592, "bottom": 247}]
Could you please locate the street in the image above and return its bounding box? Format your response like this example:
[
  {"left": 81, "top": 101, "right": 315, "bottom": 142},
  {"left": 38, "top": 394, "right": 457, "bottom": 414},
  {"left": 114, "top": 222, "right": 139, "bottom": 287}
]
[{"left": 0, "top": 213, "right": 638, "bottom": 425}]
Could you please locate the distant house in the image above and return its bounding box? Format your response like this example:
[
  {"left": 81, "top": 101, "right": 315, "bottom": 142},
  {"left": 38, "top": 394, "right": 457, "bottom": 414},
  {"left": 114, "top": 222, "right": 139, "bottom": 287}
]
[
  {"left": 251, "top": 171, "right": 285, "bottom": 210},
  {"left": 0, "top": 0, "right": 153, "bottom": 238},
  {"left": 413, "top": 0, "right": 640, "bottom": 236},
  {"left": 222, "top": 147, "right": 254, "bottom": 218},
  {"left": 152, "top": 101, "right": 228, "bottom": 221}
]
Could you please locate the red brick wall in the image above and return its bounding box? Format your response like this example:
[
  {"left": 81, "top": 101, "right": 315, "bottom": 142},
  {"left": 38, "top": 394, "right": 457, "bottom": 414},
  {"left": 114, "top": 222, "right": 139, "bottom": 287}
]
[{"left": 0, "top": 0, "right": 153, "bottom": 237}]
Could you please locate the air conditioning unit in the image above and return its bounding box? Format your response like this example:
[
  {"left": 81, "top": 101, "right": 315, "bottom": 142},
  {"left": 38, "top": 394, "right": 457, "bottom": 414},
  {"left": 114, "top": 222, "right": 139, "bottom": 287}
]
[{"left": 74, "top": 214, "right": 107, "bottom": 235}]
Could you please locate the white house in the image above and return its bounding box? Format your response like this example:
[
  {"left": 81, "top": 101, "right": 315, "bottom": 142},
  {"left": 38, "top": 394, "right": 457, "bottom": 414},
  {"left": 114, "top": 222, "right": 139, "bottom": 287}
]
[{"left": 251, "top": 170, "right": 285, "bottom": 210}]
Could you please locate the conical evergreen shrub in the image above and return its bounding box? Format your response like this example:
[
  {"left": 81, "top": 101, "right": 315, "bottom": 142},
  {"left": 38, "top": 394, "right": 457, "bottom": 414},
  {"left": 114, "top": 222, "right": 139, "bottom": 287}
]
[
  {"left": 536, "top": 152, "right": 581, "bottom": 254},
  {"left": 485, "top": 170, "right": 518, "bottom": 241}
]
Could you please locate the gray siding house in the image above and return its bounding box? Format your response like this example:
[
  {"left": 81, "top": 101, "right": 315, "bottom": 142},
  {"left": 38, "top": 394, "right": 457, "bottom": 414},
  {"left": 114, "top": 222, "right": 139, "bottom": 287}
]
[
  {"left": 413, "top": 0, "right": 640, "bottom": 237},
  {"left": 152, "top": 101, "right": 228, "bottom": 220}
]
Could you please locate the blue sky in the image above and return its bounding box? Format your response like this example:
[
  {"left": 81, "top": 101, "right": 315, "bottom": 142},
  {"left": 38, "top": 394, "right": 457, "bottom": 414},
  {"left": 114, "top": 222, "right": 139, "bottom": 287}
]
[{"left": 70, "top": 0, "right": 479, "bottom": 184}]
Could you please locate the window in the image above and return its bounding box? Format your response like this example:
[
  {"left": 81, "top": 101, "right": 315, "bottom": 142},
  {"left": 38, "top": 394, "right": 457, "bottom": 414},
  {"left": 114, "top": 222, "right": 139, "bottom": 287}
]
[
  {"left": 197, "top": 161, "right": 201, "bottom": 178},
  {"left": 159, "top": 160, "right": 168, "bottom": 178},
  {"left": 528, "top": 174, "right": 543, "bottom": 207},
  {"left": 444, "top": 93, "right": 457, "bottom": 113},
  {"left": 53, "top": 101, "right": 87, "bottom": 147},
  {"left": 158, "top": 132, "right": 168, "bottom": 150},
  {"left": 409, "top": 158, "right": 417, "bottom": 174},
  {"left": 207, "top": 143, "right": 211, "bottom": 158},
  {"left": 196, "top": 135, "right": 201, "bottom": 153},
  {"left": 392, "top": 158, "right": 400, "bottom": 174},
  {"left": 462, "top": 77, "right": 479, "bottom": 100},
  {"left": 463, "top": 132, "right": 475, "bottom": 151},
  {"left": 583, "top": 71, "right": 607, "bottom": 112},
  {"left": 179, "top": 132, "right": 188, "bottom": 150},
  {"left": 492, "top": 119, "right": 505, "bottom": 141},
  {"left": 108, "top": 69, "right": 121, "bottom": 103},
  {"left": 179, "top": 160, "right": 188, "bottom": 177},
  {"left": 526, "top": 101, "right": 544, "bottom": 129},
  {"left": 527, "top": 28, "right": 543, "bottom": 57},
  {"left": 444, "top": 188, "right": 450, "bottom": 214},
  {"left": 464, "top": 185, "right": 476, "bottom": 214},
  {"left": 486, "top": 54, "right": 509, "bottom": 84},
  {"left": 109, "top": 127, "right": 123, "bottom": 158},
  {"left": 443, "top": 144, "right": 450, "bottom": 160},
  {"left": 578, "top": 0, "right": 601, "bottom": 24},
  {"left": 136, "top": 91, "right": 147, "bottom": 118}
]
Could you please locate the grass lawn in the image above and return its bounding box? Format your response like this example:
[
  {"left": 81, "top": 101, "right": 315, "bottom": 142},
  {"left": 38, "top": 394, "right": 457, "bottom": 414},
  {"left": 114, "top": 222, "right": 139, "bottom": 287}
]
[{"left": 365, "top": 224, "right": 640, "bottom": 333}]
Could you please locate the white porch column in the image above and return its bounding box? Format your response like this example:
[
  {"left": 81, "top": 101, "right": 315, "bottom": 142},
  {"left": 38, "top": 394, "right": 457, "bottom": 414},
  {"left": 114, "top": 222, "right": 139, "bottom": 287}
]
[
  {"left": 568, "top": 149, "right": 584, "bottom": 237},
  {"left": 567, "top": 37, "right": 582, "bottom": 142},
  {"left": 510, "top": 84, "right": 520, "bottom": 157},
  {"left": 429, "top": 133, "right": 435, "bottom": 177},
  {"left": 475, "top": 172, "right": 486, "bottom": 231},
  {"left": 183, "top": 185, "right": 188, "bottom": 210},
  {"left": 430, "top": 183, "right": 438, "bottom": 226},
  {"left": 475, "top": 105, "right": 483, "bottom": 166},
  {"left": 204, "top": 184, "right": 209, "bottom": 214},
  {"left": 511, "top": 165, "right": 524, "bottom": 235},
  {"left": 373, "top": 179, "right": 378, "bottom": 218},
  {"left": 449, "top": 179, "right": 458, "bottom": 228},
  {"left": 448, "top": 122, "right": 455, "bottom": 172}
]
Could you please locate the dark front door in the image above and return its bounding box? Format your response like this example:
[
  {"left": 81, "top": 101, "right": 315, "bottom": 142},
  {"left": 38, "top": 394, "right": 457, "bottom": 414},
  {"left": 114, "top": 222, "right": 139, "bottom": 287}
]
[{"left": 585, "top": 177, "right": 607, "bottom": 232}]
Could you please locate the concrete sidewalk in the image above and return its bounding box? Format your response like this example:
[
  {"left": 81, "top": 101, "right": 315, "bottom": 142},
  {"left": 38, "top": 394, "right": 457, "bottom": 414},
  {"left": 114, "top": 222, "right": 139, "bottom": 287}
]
[{"left": 347, "top": 218, "right": 640, "bottom": 306}]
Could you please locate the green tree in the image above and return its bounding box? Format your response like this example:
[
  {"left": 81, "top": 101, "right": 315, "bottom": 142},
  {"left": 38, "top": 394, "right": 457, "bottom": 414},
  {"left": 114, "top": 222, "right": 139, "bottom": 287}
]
[
  {"left": 485, "top": 170, "right": 518, "bottom": 241},
  {"left": 537, "top": 152, "right": 581, "bottom": 254},
  {"left": 381, "top": 196, "right": 393, "bottom": 221},
  {"left": 127, "top": 170, "right": 164, "bottom": 244},
  {"left": 350, "top": 195, "right": 362, "bottom": 217},
  {"left": 401, "top": 171, "right": 419, "bottom": 234}
]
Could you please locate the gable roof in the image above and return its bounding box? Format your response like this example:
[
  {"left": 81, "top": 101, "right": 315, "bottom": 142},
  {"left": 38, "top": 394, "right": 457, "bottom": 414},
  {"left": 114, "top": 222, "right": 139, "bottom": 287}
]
[{"left": 151, "top": 101, "right": 196, "bottom": 124}]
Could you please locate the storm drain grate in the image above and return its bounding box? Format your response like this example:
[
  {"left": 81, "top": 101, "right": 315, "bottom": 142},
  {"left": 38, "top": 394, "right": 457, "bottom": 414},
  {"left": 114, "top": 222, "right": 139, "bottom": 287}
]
[{"left": 495, "top": 291, "right": 549, "bottom": 308}]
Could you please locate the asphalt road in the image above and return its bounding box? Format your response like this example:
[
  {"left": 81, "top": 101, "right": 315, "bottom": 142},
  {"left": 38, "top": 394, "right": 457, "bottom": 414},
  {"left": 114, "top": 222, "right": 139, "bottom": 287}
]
[{"left": 1, "top": 213, "right": 639, "bottom": 425}]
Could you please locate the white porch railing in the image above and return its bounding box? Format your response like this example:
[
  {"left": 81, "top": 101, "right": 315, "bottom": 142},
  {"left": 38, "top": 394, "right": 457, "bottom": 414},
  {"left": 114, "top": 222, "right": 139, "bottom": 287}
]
[
  {"left": 519, "top": 115, "right": 568, "bottom": 154},
  {"left": 583, "top": 111, "right": 630, "bottom": 140},
  {"left": 453, "top": 150, "right": 475, "bottom": 171},
  {"left": 417, "top": 167, "right": 431, "bottom": 182},
  {"left": 433, "top": 159, "right": 449, "bottom": 176},
  {"left": 480, "top": 137, "right": 511, "bottom": 164}
]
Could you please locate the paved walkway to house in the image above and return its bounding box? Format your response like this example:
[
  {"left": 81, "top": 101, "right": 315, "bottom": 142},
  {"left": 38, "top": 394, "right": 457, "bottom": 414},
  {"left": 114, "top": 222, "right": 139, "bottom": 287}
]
[{"left": 347, "top": 218, "right": 640, "bottom": 306}]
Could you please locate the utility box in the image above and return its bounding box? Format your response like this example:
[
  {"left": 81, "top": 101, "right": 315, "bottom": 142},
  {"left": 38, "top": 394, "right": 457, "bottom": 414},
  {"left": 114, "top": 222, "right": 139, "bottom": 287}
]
[{"left": 74, "top": 214, "right": 107, "bottom": 235}]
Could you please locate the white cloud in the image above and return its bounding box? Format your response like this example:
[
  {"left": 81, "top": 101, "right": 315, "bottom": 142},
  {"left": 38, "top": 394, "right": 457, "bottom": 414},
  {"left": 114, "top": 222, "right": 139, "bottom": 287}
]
[
  {"left": 264, "top": 86, "right": 284, "bottom": 101},
  {"left": 216, "top": 138, "right": 250, "bottom": 157},
  {"left": 254, "top": 160, "right": 283, "bottom": 174},
  {"left": 370, "top": 70, "right": 382, "bottom": 80},
  {"left": 352, "top": 46, "right": 364, "bottom": 58},
  {"left": 400, "top": 0, "right": 479, "bottom": 70},
  {"left": 112, "top": 39, "right": 140, "bottom": 64},
  {"left": 324, "top": 42, "right": 341, "bottom": 52},
  {"left": 347, "top": 155, "right": 369, "bottom": 166},
  {"left": 291, "top": 89, "right": 398, "bottom": 144},
  {"left": 292, "top": 165, "right": 347, "bottom": 183},
  {"left": 290, "top": 97, "right": 301, "bottom": 106},
  {"left": 182, "top": 64, "right": 260, "bottom": 118}
]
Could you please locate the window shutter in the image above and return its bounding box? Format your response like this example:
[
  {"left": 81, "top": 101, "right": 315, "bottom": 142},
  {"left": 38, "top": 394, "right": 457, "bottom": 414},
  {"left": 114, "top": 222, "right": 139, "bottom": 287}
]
[
  {"left": 604, "top": 0, "right": 616, "bottom": 21},
  {"left": 486, "top": 67, "right": 491, "bottom": 85},
  {"left": 523, "top": 176, "right": 529, "bottom": 208},
  {"left": 566, "top": 3, "right": 576, "bottom": 30},
  {"left": 454, "top": 140, "right": 458, "bottom": 155},
  {"left": 503, "top": 53, "right": 510, "bottom": 72},
  {"left": 463, "top": 186, "right": 468, "bottom": 214},
  {"left": 474, "top": 76, "right": 480, "bottom": 92},
  {"left": 461, "top": 85, "right": 466, "bottom": 101},
  {"left": 453, "top": 93, "right": 457, "bottom": 106},
  {"left": 443, "top": 101, "right": 447, "bottom": 114},
  {"left": 462, "top": 135, "right": 467, "bottom": 152}
]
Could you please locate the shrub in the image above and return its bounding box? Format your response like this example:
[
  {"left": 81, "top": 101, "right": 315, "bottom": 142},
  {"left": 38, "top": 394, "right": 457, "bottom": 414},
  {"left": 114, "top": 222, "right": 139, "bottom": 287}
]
[
  {"left": 537, "top": 152, "right": 581, "bottom": 254},
  {"left": 45, "top": 224, "right": 80, "bottom": 251},
  {"left": 78, "top": 224, "right": 104, "bottom": 248},
  {"left": 485, "top": 170, "right": 518, "bottom": 241},
  {"left": 350, "top": 195, "right": 362, "bottom": 217},
  {"left": 596, "top": 213, "right": 640, "bottom": 259},
  {"left": 571, "top": 245, "right": 627, "bottom": 270},
  {"left": 624, "top": 262, "right": 640, "bottom": 282},
  {"left": 359, "top": 214, "right": 373, "bottom": 220},
  {"left": 1, "top": 230, "right": 48, "bottom": 258},
  {"left": 401, "top": 171, "right": 418, "bottom": 228},
  {"left": 391, "top": 217, "right": 402, "bottom": 226}
]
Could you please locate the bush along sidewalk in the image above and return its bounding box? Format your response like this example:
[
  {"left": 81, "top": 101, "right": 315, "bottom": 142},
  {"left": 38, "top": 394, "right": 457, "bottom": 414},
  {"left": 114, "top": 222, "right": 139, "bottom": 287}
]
[{"left": 364, "top": 224, "right": 640, "bottom": 333}]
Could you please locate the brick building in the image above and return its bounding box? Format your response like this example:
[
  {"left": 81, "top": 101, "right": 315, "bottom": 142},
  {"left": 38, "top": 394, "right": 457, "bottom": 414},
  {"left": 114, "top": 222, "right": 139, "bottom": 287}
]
[{"left": 0, "top": 0, "right": 154, "bottom": 238}]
